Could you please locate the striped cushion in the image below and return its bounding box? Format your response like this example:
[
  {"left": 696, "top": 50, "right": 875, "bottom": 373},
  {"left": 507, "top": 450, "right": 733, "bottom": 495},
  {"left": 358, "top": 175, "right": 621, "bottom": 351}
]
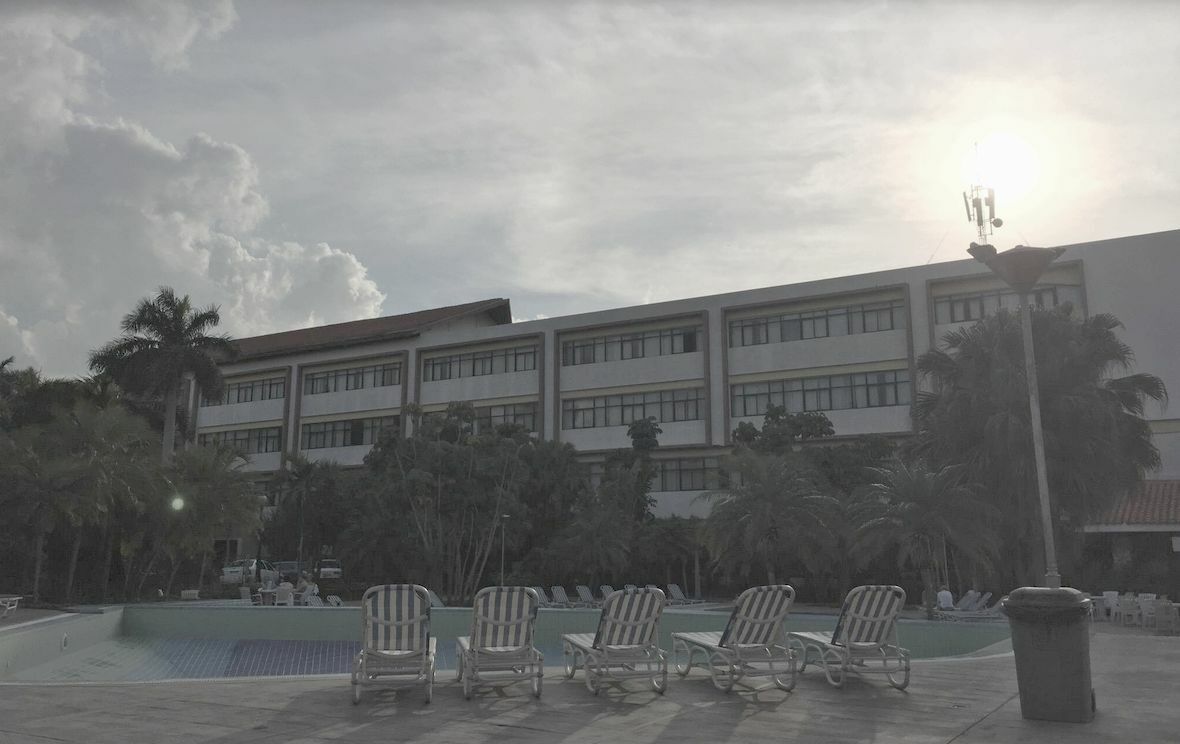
[
  {"left": 673, "top": 631, "right": 723, "bottom": 650},
  {"left": 719, "top": 584, "right": 795, "bottom": 647},
  {"left": 593, "top": 587, "right": 665, "bottom": 648},
  {"left": 469, "top": 586, "right": 538, "bottom": 650},
  {"left": 361, "top": 584, "right": 430, "bottom": 653},
  {"left": 831, "top": 585, "right": 906, "bottom": 647}
]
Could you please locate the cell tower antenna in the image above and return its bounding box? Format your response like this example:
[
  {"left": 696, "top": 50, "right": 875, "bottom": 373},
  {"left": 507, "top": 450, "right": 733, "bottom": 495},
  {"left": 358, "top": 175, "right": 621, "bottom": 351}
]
[{"left": 962, "top": 142, "right": 1003, "bottom": 243}]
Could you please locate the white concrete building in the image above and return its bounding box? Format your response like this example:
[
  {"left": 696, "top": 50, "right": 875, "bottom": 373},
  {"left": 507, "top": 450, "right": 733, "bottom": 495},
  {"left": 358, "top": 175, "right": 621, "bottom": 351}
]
[{"left": 188, "top": 230, "right": 1180, "bottom": 561}]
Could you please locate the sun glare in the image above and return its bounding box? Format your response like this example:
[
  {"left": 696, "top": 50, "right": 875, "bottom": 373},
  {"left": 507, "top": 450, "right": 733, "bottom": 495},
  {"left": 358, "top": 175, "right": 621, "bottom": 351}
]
[{"left": 961, "top": 132, "right": 1040, "bottom": 204}]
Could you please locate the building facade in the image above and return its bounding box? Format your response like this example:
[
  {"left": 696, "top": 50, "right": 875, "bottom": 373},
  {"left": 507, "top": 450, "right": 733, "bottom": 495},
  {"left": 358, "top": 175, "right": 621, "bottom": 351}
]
[{"left": 187, "top": 230, "right": 1180, "bottom": 563}]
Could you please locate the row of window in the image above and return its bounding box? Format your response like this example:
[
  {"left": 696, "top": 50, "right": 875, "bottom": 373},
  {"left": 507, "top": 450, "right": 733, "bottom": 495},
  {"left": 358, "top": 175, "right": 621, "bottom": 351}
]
[
  {"left": 197, "top": 427, "right": 283, "bottom": 454},
  {"left": 729, "top": 300, "right": 906, "bottom": 348},
  {"left": 200, "top": 377, "right": 286, "bottom": 407},
  {"left": 474, "top": 403, "right": 537, "bottom": 434},
  {"left": 730, "top": 370, "right": 911, "bottom": 418},
  {"left": 300, "top": 416, "right": 400, "bottom": 450},
  {"left": 422, "top": 345, "right": 537, "bottom": 382},
  {"left": 655, "top": 457, "right": 723, "bottom": 492},
  {"left": 561, "top": 327, "right": 700, "bottom": 367},
  {"left": 933, "top": 284, "right": 1082, "bottom": 325},
  {"left": 304, "top": 363, "right": 401, "bottom": 395},
  {"left": 561, "top": 388, "right": 703, "bottom": 430}
]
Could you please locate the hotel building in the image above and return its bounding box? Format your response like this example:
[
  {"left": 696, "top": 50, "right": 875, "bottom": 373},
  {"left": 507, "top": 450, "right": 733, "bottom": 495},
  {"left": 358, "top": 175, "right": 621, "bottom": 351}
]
[{"left": 187, "top": 230, "right": 1180, "bottom": 566}]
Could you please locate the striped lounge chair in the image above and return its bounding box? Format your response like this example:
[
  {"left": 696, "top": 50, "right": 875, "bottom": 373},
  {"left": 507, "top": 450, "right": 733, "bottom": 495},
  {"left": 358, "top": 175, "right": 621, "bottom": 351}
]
[
  {"left": 531, "top": 586, "right": 555, "bottom": 608},
  {"left": 672, "top": 584, "right": 797, "bottom": 692},
  {"left": 667, "top": 583, "right": 705, "bottom": 606},
  {"left": 576, "top": 585, "right": 601, "bottom": 607},
  {"left": 351, "top": 584, "right": 436, "bottom": 704},
  {"left": 599, "top": 585, "right": 615, "bottom": 603},
  {"left": 551, "top": 586, "right": 580, "bottom": 607},
  {"left": 787, "top": 584, "right": 910, "bottom": 690},
  {"left": 455, "top": 586, "right": 544, "bottom": 699},
  {"left": 562, "top": 586, "right": 669, "bottom": 694}
]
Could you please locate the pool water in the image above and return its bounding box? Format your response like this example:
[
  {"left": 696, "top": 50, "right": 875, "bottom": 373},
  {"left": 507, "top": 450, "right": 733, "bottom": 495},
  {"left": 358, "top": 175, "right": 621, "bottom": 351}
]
[{"left": 1, "top": 604, "right": 1010, "bottom": 683}]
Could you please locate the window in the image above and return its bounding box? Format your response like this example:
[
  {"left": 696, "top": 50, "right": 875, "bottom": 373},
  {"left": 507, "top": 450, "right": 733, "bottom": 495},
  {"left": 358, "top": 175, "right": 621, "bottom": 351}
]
[
  {"left": 300, "top": 416, "right": 400, "bottom": 450},
  {"left": 561, "top": 326, "right": 702, "bottom": 366},
  {"left": 422, "top": 345, "right": 538, "bottom": 382},
  {"left": 655, "top": 458, "right": 722, "bottom": 491},
  {"left": 933, "top": 284, "right": 1082, "bottom": 325},
  {"left": 473, "top": 403, "right": 537, "bottom": 434},
  {"left": 200, "top": 376, "right": 286, "bottom": 407},
  {"left": 730, "top": 370, "right": 910, "bottom": 417},
  {"left": 729, "top": 300, "right": 906, "bottom": 348},
  {"left": 197, "top": 426, "right": 282, "bottom": 454},
  {"left": 561, "top": 388, "right": 704, "bottom": 429},
  {"left": 303, "top": 363, "right": 401, "bottom": 395}
]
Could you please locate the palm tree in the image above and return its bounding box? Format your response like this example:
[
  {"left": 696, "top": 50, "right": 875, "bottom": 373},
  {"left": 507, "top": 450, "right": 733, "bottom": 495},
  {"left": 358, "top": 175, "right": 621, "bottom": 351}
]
[
  {"left": 911, "top": 306, "right": 1166, "bottom": 585},
  {"left": 702, "top": 448, "right": 837, "bottom": 585},
  {"left": 88, "top": 288, "right": 235, "bottom": 464},
  {"left": 856, "top": 459, "right": 1000, "bottom": 610}
]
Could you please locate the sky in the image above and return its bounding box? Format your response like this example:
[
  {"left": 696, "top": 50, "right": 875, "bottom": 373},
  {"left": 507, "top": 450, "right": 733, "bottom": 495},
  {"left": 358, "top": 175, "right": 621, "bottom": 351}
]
[{"left": 1, "top": 1, "right": 1177, "bottom": 377}]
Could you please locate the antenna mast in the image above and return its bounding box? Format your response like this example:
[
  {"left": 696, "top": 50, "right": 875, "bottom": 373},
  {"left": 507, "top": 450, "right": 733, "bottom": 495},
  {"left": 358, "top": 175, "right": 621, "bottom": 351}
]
[{"left": 962, "top": 142, "right": 1003, "bottom": 244}]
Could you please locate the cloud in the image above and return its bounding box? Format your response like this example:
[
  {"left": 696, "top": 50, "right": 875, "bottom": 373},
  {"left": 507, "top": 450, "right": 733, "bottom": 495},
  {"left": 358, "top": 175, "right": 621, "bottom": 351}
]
[{"left": 0, "top": 1, "right": 384, "bottom": 377}]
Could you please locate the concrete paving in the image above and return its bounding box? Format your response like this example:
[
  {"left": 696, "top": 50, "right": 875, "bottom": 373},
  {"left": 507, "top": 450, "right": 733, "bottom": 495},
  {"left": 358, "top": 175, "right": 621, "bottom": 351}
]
[{"left": 0, "top": 625, "right": 1176, "bottom": 743}]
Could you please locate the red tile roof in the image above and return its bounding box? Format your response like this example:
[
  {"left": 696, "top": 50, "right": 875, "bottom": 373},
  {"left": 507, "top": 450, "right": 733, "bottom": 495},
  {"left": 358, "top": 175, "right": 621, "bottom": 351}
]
[
  {"left": 1090, "top": 481, "right": 1180, "bottom": 526},
  {"left": 228, "top": 298, "right": 512, "bottom": 361}
]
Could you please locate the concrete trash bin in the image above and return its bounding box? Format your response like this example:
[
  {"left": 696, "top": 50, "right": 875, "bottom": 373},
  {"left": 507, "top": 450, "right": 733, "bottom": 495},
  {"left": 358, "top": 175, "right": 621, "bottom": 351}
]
[{"left": 1001, "top": 587, "right": 1095, "bottom": 723}]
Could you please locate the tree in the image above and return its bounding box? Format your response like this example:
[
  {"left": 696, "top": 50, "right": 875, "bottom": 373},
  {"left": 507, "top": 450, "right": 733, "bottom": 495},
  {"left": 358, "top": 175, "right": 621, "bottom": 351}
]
[
  {"left": 856, "top": 459, "right": 1000, "bottom": 612},
  {"left": 88, "top": 287, "right": 234, "bottom": 464},
  {"left": 911, "top": 306, "right": 1166, "bottom": 585},
  {"left": 703, "top": 447, "right": 836, "bottom": 585}
]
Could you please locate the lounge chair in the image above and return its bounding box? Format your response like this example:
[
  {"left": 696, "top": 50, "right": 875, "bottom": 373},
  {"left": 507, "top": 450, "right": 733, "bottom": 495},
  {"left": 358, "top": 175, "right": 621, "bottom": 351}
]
[
  {"left": 326, "top": 594, "right": 344, "bottom": 607},
  {"left": 306, "top": 594, "right": 325, "bottom": 607},
  {"left": 562, "top": 586, "right": 668, "bottom": 694},
  {"left": 531, "top": 586, "right": 555, "bottom": 607},
  {"left": 576, "top": 585, "right": 601, "bottom": 607},
  {"left": 351, "top": 584, "right": 436, "bottom": 704},
  {"left": 0, "top": 595, "right": 21, "bottom": 619},
  {"left": 428, "top": 589, "right": 446, "bottom": 608},
  {"left": 624, "top": 583, "right": 638, "bottom": 591},
  {"left": 599, "top": 584, "right": 615, "bottom": 602},
  {"left": 455, "top": 586, "right": 544, "bottom": 699},
  {"left": 550, "top": 586, "right": 578, "bottom": 607},
  {"left": 788, "top": 584, "right": 910, "bottom": 690},
  {"left": 938, "top": 595, "right": 1004, "bottom": 622},
  {"left": 667, "top": 583, "right": 705, "bottom": 606},
  {"left": 953, "top": 589, "right": 979, "bottom": 611},
  {"left": 672, "top": 584, "right": 797, "bottom": 692},
  {"left": 965, "top": 591, "right": 992, "bottom": 612}
]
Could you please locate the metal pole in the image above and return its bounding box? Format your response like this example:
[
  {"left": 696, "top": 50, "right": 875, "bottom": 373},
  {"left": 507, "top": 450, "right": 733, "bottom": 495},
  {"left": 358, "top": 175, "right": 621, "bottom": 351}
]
[
  {"left": 1020, "top": 296, "right": 1061, "bottom": 589},
  {"left": 500, "top": 517, "right": 506, "bottom": 586}
]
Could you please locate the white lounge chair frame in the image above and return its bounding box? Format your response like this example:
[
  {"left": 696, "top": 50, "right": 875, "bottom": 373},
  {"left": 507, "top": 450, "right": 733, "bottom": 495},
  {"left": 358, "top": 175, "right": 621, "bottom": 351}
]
[
  {"left": 0, "top": 595, "right": 21, "bottom": 619},
  {"left": 788, "top": 584, "right": 911, "bottom": 690},
  {"left": 550, "top": 586, "right": 581, "bottom": 607},
  {"left": 562, "top": 586, "right": 668, "bottom": 695},
  {"left": 351, "top": 584, "right": 436, "bottom": 704},
  {"left": 455, "top": 586, "right": 544, "bottom": 699},
  {"left": 672, "top": 584, "right": 797, "bottom": 692}
]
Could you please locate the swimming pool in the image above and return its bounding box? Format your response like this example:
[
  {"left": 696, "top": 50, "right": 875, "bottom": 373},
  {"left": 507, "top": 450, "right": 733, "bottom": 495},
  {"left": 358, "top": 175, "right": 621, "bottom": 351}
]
[{"left": 1, "top": 604, "right": 1011, "bottom": 683}]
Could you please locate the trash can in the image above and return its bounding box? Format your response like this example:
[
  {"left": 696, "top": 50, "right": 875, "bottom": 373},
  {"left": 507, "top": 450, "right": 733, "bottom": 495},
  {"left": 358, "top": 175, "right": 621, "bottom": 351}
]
[{"left": 1001, "top": 587, "right": 1095, "bottom": 723}]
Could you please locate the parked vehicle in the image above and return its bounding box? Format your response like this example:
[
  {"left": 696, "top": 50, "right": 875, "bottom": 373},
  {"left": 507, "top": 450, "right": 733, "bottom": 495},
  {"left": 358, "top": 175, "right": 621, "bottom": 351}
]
[
  {"left": 317, "top": 559, "right": 342, "bottom": 580},
  {"left": 273, "top": 561, "right": 305, "bottom": 582},
  {"left": 220, "top": 559, "right": 280, "bottom": 585}
]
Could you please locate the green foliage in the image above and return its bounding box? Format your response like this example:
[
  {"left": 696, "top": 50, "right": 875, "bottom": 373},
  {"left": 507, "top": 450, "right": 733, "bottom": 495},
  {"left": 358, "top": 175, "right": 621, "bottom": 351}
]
[
  {"left": 88, "top": 287, "right": 235, "bottom": 463},
  {"left": 856, "top": 459, "right": 1001, "bottom": 610},
  {"left": 911, "top": 306, "right": 1166, "bottom": 585}
]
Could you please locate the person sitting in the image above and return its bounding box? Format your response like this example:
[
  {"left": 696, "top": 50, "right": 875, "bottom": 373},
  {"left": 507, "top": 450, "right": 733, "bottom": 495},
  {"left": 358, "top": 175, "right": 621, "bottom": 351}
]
[
  {"left": 294, "top": 573, "right": 310, "bottom": 594},
  {"left": 937, "top": 585, "right": 956, "bottom": 610}
]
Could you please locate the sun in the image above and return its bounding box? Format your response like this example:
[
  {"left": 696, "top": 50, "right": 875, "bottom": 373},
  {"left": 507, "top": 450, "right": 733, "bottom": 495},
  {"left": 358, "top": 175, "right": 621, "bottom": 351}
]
[{"left": 961, "top": 132, "right": 1040, "bottom": 204}]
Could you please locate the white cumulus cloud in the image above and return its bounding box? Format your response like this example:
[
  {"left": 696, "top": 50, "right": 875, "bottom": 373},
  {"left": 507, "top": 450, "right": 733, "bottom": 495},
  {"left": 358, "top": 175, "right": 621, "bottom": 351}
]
[{"left": 0, "top": 1, "right": 385, "bottom": 377}]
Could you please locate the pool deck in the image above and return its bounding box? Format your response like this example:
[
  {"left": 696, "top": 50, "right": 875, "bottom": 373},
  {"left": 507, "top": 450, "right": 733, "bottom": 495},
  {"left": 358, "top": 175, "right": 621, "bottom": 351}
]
[{"left": 1, "top": 625, "right": 1176, "bottom": 743}]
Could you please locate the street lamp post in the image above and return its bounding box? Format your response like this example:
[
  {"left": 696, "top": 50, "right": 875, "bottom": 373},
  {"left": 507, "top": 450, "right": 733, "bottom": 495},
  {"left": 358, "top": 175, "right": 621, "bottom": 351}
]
[
  {"left": 967, "top": 242, "right": 1065, "bottom": 588},
  {"left": 499, "top": 514, "right": 510, "bottom": 586}
]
